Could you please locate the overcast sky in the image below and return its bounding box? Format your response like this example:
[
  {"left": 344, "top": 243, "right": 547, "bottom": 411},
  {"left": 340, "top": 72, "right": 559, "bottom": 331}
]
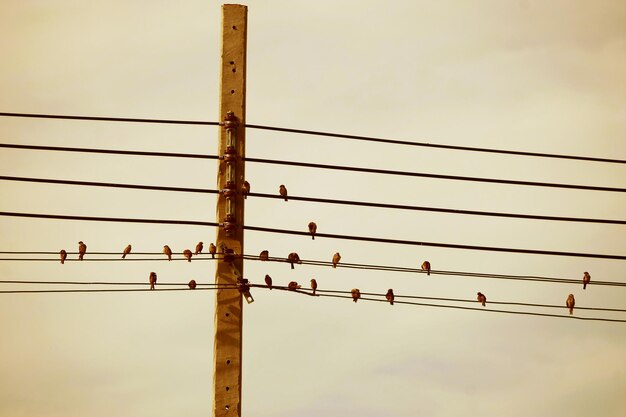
[{"left": 0, "top": 1, "right": 625, "bottom": 416}]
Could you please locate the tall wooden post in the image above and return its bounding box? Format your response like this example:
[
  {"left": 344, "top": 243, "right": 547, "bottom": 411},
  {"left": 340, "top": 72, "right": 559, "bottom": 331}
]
[{"left": 214, "top": 4, "right": 247, "bottom": 417}]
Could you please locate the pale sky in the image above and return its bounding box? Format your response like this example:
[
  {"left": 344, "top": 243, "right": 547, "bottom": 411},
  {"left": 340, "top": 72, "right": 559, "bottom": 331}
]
[{"left": 0, "top": 1, "right": 625, "bottom": 416}]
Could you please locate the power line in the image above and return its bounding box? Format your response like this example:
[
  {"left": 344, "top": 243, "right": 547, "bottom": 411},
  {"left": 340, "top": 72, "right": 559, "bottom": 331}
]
[
  {"left": 3, "top": 175, "right": 625, "bottom": 225},
  {"left": 245, "top": 124, "right": 626, "bottom": 165},
  {"left": 1, "top": 112, "right": 624, "bottom": 164},
  {"left": 240, "top": 255, "right": 626, "bottom": 287},
  {"left": 0, "top": 112, "right": 220, "bottom": 126},
  {"left": 0, "top": 288, "right": 225, "bottom": 294},
  {"left": 4, "top": 279, "right": 622, "bottom": 312},
  {"left": 244, "top": 157, "right": 626, "bottom": 193},
  {"left": 2, "top": 251, "right": 624, "bottom": 287},
  {"left": 1, "top": 212, "right": 625, "bottom": 260},
  {"left": 3, "top": 143, "right": 624, "bottom": 193}
]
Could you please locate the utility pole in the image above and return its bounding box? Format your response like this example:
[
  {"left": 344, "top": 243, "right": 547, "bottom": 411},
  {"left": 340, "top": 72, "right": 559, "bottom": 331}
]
[{"left": 214, "top": 4, "right": 247, "bottom": 417}]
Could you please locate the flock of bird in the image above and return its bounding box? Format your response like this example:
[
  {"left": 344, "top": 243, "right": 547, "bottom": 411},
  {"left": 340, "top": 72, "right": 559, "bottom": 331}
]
[{"left": 56, "top": 185, "right": 592, "bottom": 315}]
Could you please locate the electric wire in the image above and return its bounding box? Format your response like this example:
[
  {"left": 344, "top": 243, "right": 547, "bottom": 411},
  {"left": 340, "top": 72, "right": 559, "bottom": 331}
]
[
  {"left": 2, "top": 143, "right": 624, "bottom": 192},
  {"left": 1, "top": 112, "right": 624, "bottom": 164},
  {"left": 0, "top": 280, "right": 622, "bottom": 322},
  {"left": 1, "top": 252, "right": 625, "bottom": 287},
  {"left": 0, "top": 213, "right": 624, "bottom": 260},
  {"left": 2, "top": 175, "right": 624, "bottom": 225}
]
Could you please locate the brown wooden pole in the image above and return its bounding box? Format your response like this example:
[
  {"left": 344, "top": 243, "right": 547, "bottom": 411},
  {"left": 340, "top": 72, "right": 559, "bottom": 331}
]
[{"left": 213, "top": 4, "right": 247, "bottom": 417}]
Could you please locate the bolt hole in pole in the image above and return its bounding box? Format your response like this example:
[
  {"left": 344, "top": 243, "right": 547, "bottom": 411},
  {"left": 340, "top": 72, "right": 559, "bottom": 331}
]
[
  {"left": 226, "top": 386, "right": 230, "bottom": 392},
  {"left": 231, "top": 90, "right": 235, "bottom": 94},
  {"left": 225, "top": 405, "right": 230, "bottom": 411},
  {"left": 232, "top": 25, "right": 236, "bottom": 29},
  {"left": 232, "top": 68, "right": 236, "bottom": 73},
  {"left": 226, "top": 360, "right": 231, "bottom": 365},
  {"left": 225, "top": 312, "right": 230, "bottom": 317}
]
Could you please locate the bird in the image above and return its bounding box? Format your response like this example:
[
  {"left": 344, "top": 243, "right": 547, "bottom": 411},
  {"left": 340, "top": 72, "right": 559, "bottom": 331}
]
[
  {"left": 163, "top": 245, "right": 172, "bottom": 261},
  {"left": 351, "top": 288, "right": 361, "bottom": 303},
  {"left": 264, "top": 274, "right": 273, "bottom": 290},
  {"left": 279, "top": 184, "right": 288, "bottom": 201},
  {"left": 310, "top": 278, "right": 318, "bottom": 295},
  {"left": 386, "top": 289, "right": 394, "bottom": 305},
  {"left": 242, "top": 180, "right": 250, "bottom": 199},
  {"left": 78, "top": 241, "right": 87, "bottom": 261},
  {"left": 566, "top": 294, "right": 575, "bottom": 315},
  {"left": 287, "top": 252, "right": 301, "bottom": 269},
  {"left": 259, "top": 250, "right": 269, "bottom": 261},
  {"left": 122, "top": 244, "right": 132, "bottom": 259},
  {"left": 288, "top": 281, "right": 301, "bottom": 291},
  {"left": 149, "top": 272, "right": 157, "bottom": 290},
  {"left": 208, "top": 243, "right": 216, "bottom": 259},
  {"left": 194, "top": 242, "right": 203, "bottom": 256},
  {"left": 183, "top": 249, "right": 193, "bottom": 262},
  {"left": 59, "top": 250, "right": 67, "bottom": 264},
  {"left": 421, "top": 261, "right": 431, "bottom": 276},
  {"left": 332, "top": 252, "right": 341, "bottom": 268},
  {"left": 308, "top": 222, "right": 317, "bottom": 240},
  {"left": 477, "top": 292, "right": 487, "bottom": 307},
  {"left": 188, "top": 279, "right": 197, "bottom": 289},
  {"left": 583, "top": 272, "right": 591, "bottom": 290}
]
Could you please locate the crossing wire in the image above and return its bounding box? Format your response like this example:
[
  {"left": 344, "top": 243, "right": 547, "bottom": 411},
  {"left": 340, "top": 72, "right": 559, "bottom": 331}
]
[
  {"left": 1, "top": 211, "right": 625, "bottom": 260},
  {"left": 2, "top": 175, "right": 624, "bottom": 224},
  {"left": 2, "top": 143, "right": 625, "bottom": 192},
  {"left": 1, "top": 112, "right": 625, "bottom": 164}
]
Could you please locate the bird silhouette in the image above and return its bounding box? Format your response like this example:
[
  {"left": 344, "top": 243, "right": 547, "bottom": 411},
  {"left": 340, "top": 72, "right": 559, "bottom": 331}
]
[
  {"left": 351, "top": 288, "right": 361, "bottom": 303},
  {"left": 183, "top": 249, "right": 193, "bottom": 262},
  {"left": 386, "top": 289, "right": 394, "bottom": 305},
  {"left": 421, "top": 261, "right": 431, "bottom": 276},
  {"left": 78, "top": 241, "right": 87, "bottom": 261},
  {"left": 149, "top": 272, "right": 157, "bottom": 290},
  {"left": 194, "top": 242, "right": 203, "bottom": 256},
  {"left": 264, "top": 274, "right": 273, "bottom": 289},
  {"left": 279, "top": 184, "right": 288, "bottom": 201},
  {"left": 287, "top": 252, "right": 301, "bottom": 269},
  {"left": 477, "top": 292, "right": 487, "bottom": 307},
  {"left": 288, "top": 281, "right": 301, "bottom": 291},
  {"left": 308, "top": 222, "right": 317, "bottom": 240},
  {"left": 208, "top": 243, "right": 216, "bottom": 259},
  {"left": 122, "top": 244, "right": 132, "bottom": 259},
  {"left": 566, "top": 294, "right": 575, "bottom": 315},
  {"left": 188, "top": 279, "right": 197, "bottom": 289},
  {"left": 242, "top": 181, "right": 250, "bottom": 199},
  {"left": 59, "top": 250, "right": 67, "bottom": 264},
  {"left": 332, "top": 252, "right": 341, "bottom": 268},
  {"left": 259, "top": 250, "right": 269, "bottom": 261},
  {"left": 163, "top": 245, "right": 172, "bottom": 261},
  {"left": 583, "top": 272, "right": 591, "bottom": 290},
  {"left": 310, "top": 278, "right": 318, "bottom": 295}
]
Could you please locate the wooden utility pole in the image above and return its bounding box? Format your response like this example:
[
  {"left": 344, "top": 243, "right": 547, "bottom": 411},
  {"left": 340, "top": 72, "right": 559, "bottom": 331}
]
[{"left": 214, "top": 4, "right": 247, "bottom": 417}]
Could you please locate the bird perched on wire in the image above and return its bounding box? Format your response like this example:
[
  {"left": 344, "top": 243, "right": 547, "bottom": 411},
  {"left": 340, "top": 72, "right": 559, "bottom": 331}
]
[
  {"left": 582, "top": 272, "right": 591, "bottom": 290},
  {"left": 59, "top": 250, "right": 67, "bottom": 264},
  {"left": 421, "top": 261, "right": 431, "bottom": 276},
  {"left": 351, "top": 288, "right": 361, "bottom": 303},
  {"left": 208, "top": 243, "right": 216, "bottom": 259},
  {"left": 122, "top": 244, "right": 132, "bottom": 259},
  {"left": 163, "top": 245, "right": 172, "bottom": 261},
  {"left": 287, "top": 252, "right": 302, "bottom": 269},
  {"left": 566, "top": 294, "right": 575, "bottom": 315},
  {"left": 259, "top": 250, "right": 269, "bottom": 261},
  {"left": 183, "top": 249, "right": 193, "bottom": 262},
  {"left": 265, "top": 274, "right": 273, "bottom": 289},
  {"left": 308, "top": 222, "right": 317, "bottom": 240},
  {"left": 188, "top": 279, "right": 197, "bottom": 289},
  {"left": 386, "top": 289, "right": 394, "bottom": 305},
  {"left": 242, "top": 180, "right": 250, "bottom": 199},
  {"left": 332, "top": 252, "right": 341, "bottom": 268},
  {"left": 279, "top": 184, "right": 288, "bottom": 201},
  {"left": 477, "top": 292, "right": 487, "bottom": 307},
  {"left": 194, "top": 242, "right": 203, "bottom": 256},
  {"left": 288, "top": 281, "right": 301, "bottom": 291},
  {"left": 310, "top": 278, "right": 318, "bottom": 295},
  {"left": 149, "top": 272, "right": 157, "bottom": 290},
  {"left": 78, "top": 241, "right": 87, "bottom": 261}
]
